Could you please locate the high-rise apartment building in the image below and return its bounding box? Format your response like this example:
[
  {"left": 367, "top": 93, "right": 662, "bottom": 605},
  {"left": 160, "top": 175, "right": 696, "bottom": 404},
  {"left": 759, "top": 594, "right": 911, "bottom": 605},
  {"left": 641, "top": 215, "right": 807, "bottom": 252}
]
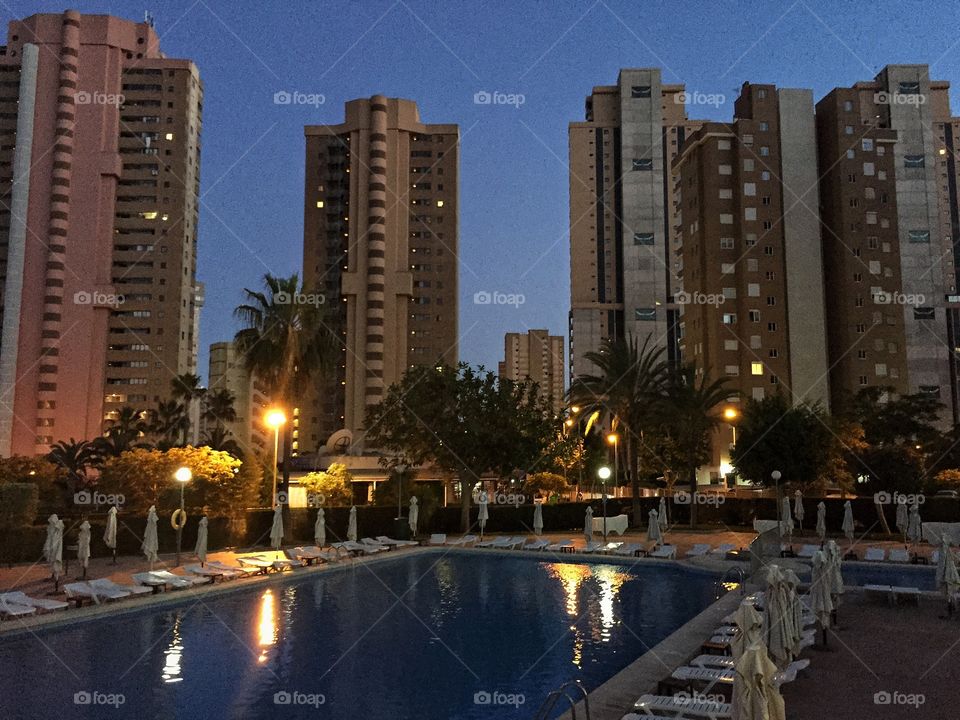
[
  {"left": 497, "top": 330, "right": 565, "bottom": 413},
  {"left": 300, "top": 96, "right": 458, "bottom": 454},
  {"left": 0, "top": 12, "right": 202, "bottom": 456},
  {"left": 569, "top": 69, "right": 704, "bottom": 383},
  {"left": 206, "top": 341, "right": 271, "bottom": 456},
  {"left": 817, "top": 66, "right": 956, "bottom": 418}
]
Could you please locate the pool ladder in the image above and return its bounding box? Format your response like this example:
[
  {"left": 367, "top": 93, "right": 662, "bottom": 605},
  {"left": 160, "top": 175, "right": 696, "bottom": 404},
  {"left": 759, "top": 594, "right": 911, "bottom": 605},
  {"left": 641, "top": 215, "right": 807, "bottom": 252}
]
[
  {"left": 715, "top": 566, "right": 746, "bottom": 599},
  {"left": 532, "top": 679, "right": 590, "bottom": 720}
]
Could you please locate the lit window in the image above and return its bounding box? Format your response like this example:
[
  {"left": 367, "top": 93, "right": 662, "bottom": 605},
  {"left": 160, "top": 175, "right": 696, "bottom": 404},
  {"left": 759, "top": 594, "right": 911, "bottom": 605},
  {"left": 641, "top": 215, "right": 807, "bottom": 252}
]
[
  {"left": 316, "top": 201, "right": 324, "bottom": 208},
  {"left": 165, "top": 133, "right": 174, "bottom": 141},
  {"left": 140, "top": 211, "right": 158, "bottom": 220},
  {"left": 751, "top": 362, "right": 763, "bottom": 375},
  {"left": 436, "top": 200, "right": 444, "bottom": 207}
]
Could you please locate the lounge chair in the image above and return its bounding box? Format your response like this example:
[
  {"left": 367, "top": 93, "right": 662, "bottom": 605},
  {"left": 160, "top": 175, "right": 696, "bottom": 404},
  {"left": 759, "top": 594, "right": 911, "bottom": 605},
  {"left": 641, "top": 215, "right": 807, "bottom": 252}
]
[
  {"left": 207, "top": 560, "right": 259, "bottom": 575},
  {"left": 685, "top": 543, "right": 711, "bottom": 557},
  {"left": 863, "top": 547, "right": 886, "bottom": 562},
  {"left": 376, "top": 535, "right": 418, "bottom": 548},
  {"left": 360, "top": 538, "right": 390, "bottom": 552},
  {"left": 546, "top": 539, "right": 573, "bottom": 552},
  {"left": 601, "top": 541, "right": 624, "bottom": 553},
  {"left": 650, "top": 544, "right": 677, "bottom": 559},
  {"left": 66, "top": 581, "right": 131, "bottom": 604},
  {"left": 887, "top": 548, "right": 910, "bottom": 563},
  {"left": 146, "top": 570, "right": 208, "bottom": 588},
  {"left": 428, "top": 534, "right": 447, "bottom": 545},
  {"left": 710, "top": 543, "right": 736, "bottom": 556},
  {"left": 286, "top": 547, "right": 328, "bottom": 565},
  {"left": 523, "top": 539, "right": 550, "bottom": 551},
  {"left": 480, "top": 536, "right": 519, "bottom": 549},
  {"left": 630, "top": 693, "right": 731, "bottom": 719},
  {"left": 241, "top": 554, "right": 299, "bottom": 570},
  {"left": 688, "top": 654, "right": 735, "bottom": 669},
  {"left": 130, "top": 573, "right": 169, "bottom": 591},
  {"left": 581, "top": 541, "right": 604, "bottom": 553},
  {"left": 0, "top": 591, "right": 68, "bottom": 612},
  {"left": 474, "top": 536, "right": 500, "bottom": 548},
  {"left": 671, "top": 665, "right": 736, "bottom": 691},
  {"left": 331, "top": 541, "right": 381, "bottom": 556},
  {"left": 613, "top": 542, "right": 643, "bottom": 557},
  {"left": 235, "top": 556, "right": 275, "bottom": 572},
  {"left": 773, "top": 658, "right": 811, "bottom": 688},
  {"left": 185, "top": 564, "right": 233, "bottom": 581},
  {"left": 446, "top": 534, "right": 478, "bottom": 547},
  {"left": 797, "top": 544, "right": 819, "bottom": 559},
  {"left": 88, "top": 578, "right": 152, "bottom": 597},
  {"left": 0, "top": 597, "right": 36, "bottom": 619}
]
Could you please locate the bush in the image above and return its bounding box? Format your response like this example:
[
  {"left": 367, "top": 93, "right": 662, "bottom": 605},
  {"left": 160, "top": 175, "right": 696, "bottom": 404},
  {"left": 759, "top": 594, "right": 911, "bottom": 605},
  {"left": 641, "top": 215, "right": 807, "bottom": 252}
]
[
  {"left": 0, "top": 483, "right": 38, "bottom": 527},
  {"left": 299, "top": 463, "right": 354, "bottom": 506}
]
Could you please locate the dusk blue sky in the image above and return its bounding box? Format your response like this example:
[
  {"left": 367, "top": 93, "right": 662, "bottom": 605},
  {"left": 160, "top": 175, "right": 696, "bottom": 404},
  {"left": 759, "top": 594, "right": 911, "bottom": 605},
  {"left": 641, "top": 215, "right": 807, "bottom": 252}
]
[{"left": 8, "top": 1, "right": 960, "bottom": 380}]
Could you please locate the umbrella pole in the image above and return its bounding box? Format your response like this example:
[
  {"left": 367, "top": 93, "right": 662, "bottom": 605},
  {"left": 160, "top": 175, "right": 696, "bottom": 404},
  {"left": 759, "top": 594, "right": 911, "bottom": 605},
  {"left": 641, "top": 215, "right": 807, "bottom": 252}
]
[{"left": 111, "top": 548, "right": 117, "bottom": 565}]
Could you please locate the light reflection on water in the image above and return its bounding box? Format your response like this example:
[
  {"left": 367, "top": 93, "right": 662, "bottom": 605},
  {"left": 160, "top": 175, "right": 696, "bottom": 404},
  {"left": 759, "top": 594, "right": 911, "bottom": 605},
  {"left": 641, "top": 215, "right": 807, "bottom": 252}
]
[
  {"left": 257, "top": 589, "right": 278, "bottom": 663},
  {"left": 161, "top": 616, "right": 184, "bottom": 683}
]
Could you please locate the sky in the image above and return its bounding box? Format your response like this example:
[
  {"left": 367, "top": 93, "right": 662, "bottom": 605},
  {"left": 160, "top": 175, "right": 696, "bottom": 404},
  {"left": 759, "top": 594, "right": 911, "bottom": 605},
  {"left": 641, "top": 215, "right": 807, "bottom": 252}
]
[{"left": 7, "top": 0, "right": 960, "bottom": 380}]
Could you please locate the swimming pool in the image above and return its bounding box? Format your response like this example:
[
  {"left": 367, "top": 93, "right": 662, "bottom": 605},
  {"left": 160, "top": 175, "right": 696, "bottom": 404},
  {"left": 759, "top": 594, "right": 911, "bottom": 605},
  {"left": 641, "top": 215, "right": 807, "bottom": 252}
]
[
  {"left": 0, "top": 551, "right": 721, "bottom": 719},
  {"left": 836, "top": 561, "right": 936, "bottom": 591}
]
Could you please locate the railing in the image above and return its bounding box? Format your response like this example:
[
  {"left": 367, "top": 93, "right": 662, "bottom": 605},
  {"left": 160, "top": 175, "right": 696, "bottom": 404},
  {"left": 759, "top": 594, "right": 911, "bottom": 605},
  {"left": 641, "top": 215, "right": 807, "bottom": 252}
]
[
  {"left": 716, "top": 565, "right": 746, "bottom": 599},
  {"left": 532, "top": 679, "right": 590, "bottom": 720}
]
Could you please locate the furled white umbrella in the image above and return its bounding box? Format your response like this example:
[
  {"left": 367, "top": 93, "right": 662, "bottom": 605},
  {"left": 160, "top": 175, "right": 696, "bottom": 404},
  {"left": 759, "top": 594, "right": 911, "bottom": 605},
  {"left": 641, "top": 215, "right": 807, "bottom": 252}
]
[
  {"left": 103, "top": 506, "right": 118, "bottom": 564},
  {"left": 825, "top": 540, "right": 845, "bottom": 605},
  {"left": 841, "top": 500, "right": 855, "bottom": 552},
  {"left": 781, "top": 497, "right": 794, "bottom": 542},
  {"left": 347, "top": 506, "right": 358, "bottom": 543},
  {"left": 780, "top": 569, "right": 804, "bottom": 656},
  {"left": 194, "top": 516, "right": 208, "bottom": 565},
  {"left": 816, "top": 501, "right": 826, "bottom": 543},
  {"left": 658, "top": 496, "right": 668, "bottom": 531},
  {"left": 584, "top": 506, "right": 594, "bottom": 542},
  {"left": 732, "top": 643, "right": 786, "bottom": 720},
  {"left": 793, "top": 491, "right": 804, "bottom": 532},
  {"left": 477, "top": 494, "right": 489, "bottom": 540},
  {"left": 810, "top": 550, "right": 834, "bottom": 646},
  {"left": 43, "top": 514, "right": 64, "bottom": 589},
  {"left": 314, "top": 507, "right": 326, "bottom": 547},
  {"left": 896, "top": 499, "right": 909, "bottom": 544},
  {"left": 732, "top": 598, "right": 764, "bottom": 662},
  {"left": 270, "top": 504, "right": 284, "bottom": 550},
  {"left": 533, "top": 502, "right": 543, "bottom": 536},
  {"left": 936, "top": 537, "right": 960, "bottom": 612},
  {"left": 408, "top": 496, "right": 419, "bottom": 537},
  {"left": 647, "top": 509, "right": 662, "bottom": 546},
  {"left": 142, "top": 505, "right": 159, "bottom": 569},
  {"left": 907, "top": 501, "right": 922, "bottom": 551},
  {"left": 77, "top": 520, "right": 91, "bottom": 579},
  {"left": 761, "top": 565, "right": 792, "bottom": 668}
]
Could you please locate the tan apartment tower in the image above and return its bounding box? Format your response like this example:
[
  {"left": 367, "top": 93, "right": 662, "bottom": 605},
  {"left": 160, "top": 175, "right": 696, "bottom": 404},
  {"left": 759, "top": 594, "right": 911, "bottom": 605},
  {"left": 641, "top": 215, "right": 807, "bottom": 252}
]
[
  {"left": 817, "top": 65, "right": 957, "bottom": 421},
  {"left": 0, "top": 12, "right": 202, "bottom": 456},
  {"left": 301, "top": 96, "right": 458, "bottom": 454},
  {"left": 497, "top": 330, "right": 565, "bottom": 413},
  {"left": 569, "top": 69, "right": 704, "bottom": 383},
  {"left": 206, "top": 341, "right": 271, "bottom": 456},
  {"left": 673, "top": 83, "right": 830, "bottom": 480}
]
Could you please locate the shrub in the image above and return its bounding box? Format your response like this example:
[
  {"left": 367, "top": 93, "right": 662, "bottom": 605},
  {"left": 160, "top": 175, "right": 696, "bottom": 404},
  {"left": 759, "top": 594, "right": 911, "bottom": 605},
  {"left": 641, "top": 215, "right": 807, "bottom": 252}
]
[
  {"left": 0, "top": 483, "right": 38, "bottom": 527},
  {"left": 300, "top": 463, "right": 354, "bottom": 506}
]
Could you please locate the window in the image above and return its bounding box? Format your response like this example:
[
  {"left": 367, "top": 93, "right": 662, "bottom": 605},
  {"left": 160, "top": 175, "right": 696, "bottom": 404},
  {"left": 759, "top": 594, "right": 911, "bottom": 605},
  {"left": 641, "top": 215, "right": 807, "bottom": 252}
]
[
  {"left": 914, "top": 307, "right": 935, "bottom": 320},
  {"left": 844, "top": 100, "right": 854, "bottom": 112},
  {"left": 742, "top": 134, "right": 754, "bottom": 146},
  {"left": 761, "top": 171, "right": 770, "bottom": 181},
  {"left": 722, "top": 313, "right": 737, "bottom": 324},
  {"left": 766, "top": 296, "right": 776, "bottom": 306},
  {"left": 767, "top": 322, "right": 778, "bottom": 331},
  {"left": 720, "top": 213, "right": 733, "bottom": 225},
  {"left": 725, "top": 365, "right": 740, "bottom": 376},
  {"left": 751, "top": 362, "right": 764, "bottom": 375},
  {"left": 875, "top": 363, "right": 888, "bottom": 377},
  {"left": 745, "top": 208, "right": 757, "bottom": 221},
  {"left": 748, "top": 283, "right": 760, "bottom": 297},
  {"left": 749, "top": 310, "right": 761, "bottom": 322},
  {"left": 863, "top": 162, "right": 875, "bottom": 176},
  {"left": 724, "top": 339, "right": 738, "bottom": 351},
  {"left": 743, "top": 159, "right": 754, "bottom": 171},
  {"left": 858, "top": 350, "right": 867, "bottom": 359},
  {"left": 768, "top": 349, "right": 779, "bottom": 358},
  {"left": 904, "top": 154, "right": 925, "bottom": 168},
  {"left": 750, "top": 335, "right": 761, "bottom": 349},
  {"left": 862, "top": 139, "right": 874, "bottom": 151},
  {"left": 633, "top": 232, "right": 655, "bottom": 245},
  {"left": 859, "top": 375, "right": 868, "bottom": 386},
  {"left": 633, "top": 158, "right": 653, "bottom": 171},
  {"left": 720, "top": 237, "right": 734, "bottom": 249},
  {"left": 866, "top": 211, "right": 877, "bottom": 225},
  {"left": 719, "top": 188, "right": 733, "bottom": 199},
  {"left": 864, "top": 187, "right": 876, "bottom": 200},
  {"left": 635, "top": 307, "right": 656, "bottom": 321},
  {"left": 898, "top": 81, "right": 921, "bottom": 95},
  {"left": 908, "top": 230, "right": 931, "bottom": 243},
  {"left": 757, "top": 88, "right": 767, "bottom": 99},
  {"left": 721, "top": 263, "right": 735, "bottom": 274},
  {"left": 759, "top": 146, "right": 770, "bottom": 156},
  {"left": 759, "top": 121, "right": 769, "bottom": 131},
  {"left": 744, "top": 182, "right": 756, "bottom": 196},
  {"left": 718, "top": 139, "right": 731, "bottom": 150},
  {"left": 719, "top": 164, "right": 732, "bottom": 175},
  {"left": 631, "top": 85, "right": 651, "bottom": 98}
]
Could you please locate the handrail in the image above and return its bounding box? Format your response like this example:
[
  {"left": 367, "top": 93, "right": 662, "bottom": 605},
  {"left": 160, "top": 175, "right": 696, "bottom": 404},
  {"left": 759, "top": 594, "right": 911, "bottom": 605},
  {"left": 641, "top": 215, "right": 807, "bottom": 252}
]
[{"left": 532, "top": 679, "right": 590, "bottom": 720}]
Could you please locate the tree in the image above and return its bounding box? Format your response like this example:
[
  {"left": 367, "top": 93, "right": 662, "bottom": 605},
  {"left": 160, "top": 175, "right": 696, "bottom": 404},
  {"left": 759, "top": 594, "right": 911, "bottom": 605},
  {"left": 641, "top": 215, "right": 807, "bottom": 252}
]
[
  {"left": 730, "top": 394, "right": 834, "bottom": 487},
  {"left": 201, "top": 425, "right": 242, "bottom": 457},
  {"left": 662, "top": 365, "right": 733, "bottom": 525},
  {"left": 234, "top": 273, "right": 338, "bottom": 499},
  {"left": 171, "top": 373, "right": 205, "bottom": 444},
  {"left": 844, "top": 386, "right": 943, "bottom": 447},
  {"left": 97, "top": 406, "right": 149, "bottom": 457},
  {"left": 299, "top": 463, "right": 355, "bottom": 506},
  {"left": 523, "top": 471, "right": 569, "bottom": 500},
  {"left": 568, "top": 335, "right": 668, "bottom": 526},
  {"left": 364, "top": 363, "right": 557, "bottom": 531},
  {"left": 144, "top": 400, "right": 189, "bottom": 450},
  {"left": 203, "top": 388, "right": 238, "bottom": 427},
  {"left": 46, "top": 438, "right": 101, "bottom": 499}
]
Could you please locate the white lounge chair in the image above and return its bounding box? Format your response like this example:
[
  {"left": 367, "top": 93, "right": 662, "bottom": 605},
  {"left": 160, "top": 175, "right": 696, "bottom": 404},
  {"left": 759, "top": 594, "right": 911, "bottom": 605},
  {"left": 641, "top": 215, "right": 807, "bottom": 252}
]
[
  {"left": 689, "top": 654, "right": 735, "bottom": 669},
  {"left": 650, "top": 544, "right": 677, "bottom": 559},
  {"left": 130, "top": 573, "right": 169, "bottom": 590},
  {"left": 207, "top": 560, "right": 259, "bottom": 575},
  {"left": 331, "top": 541, "right": 381, "bottom": 556},
  {"left": 474, "top": 536, "right": 500, "bottom": 548},
  {"left": 613, "top": 542, "right": 642, "bottom": 557},
  {"left": 287, "top": 546, "right": 329, "bottom": 564},
  {"left": 546, "top": 539, "right": 573, "bottom": 552},
  {"left": 66, "top": 581, "right": 131, "bottom": 604},
  {"left": 0, "top": 591, "right": 68, "bottom": 612},
  {"left": 710, "top": 543, "right": 736, "bottom": 556},
  {"left": 185, "top": 564, "right": 232, "bottom": 581},
  {"left": 235, "top": 556, "right": 274, "bottom": 572},
  {"left": 360, "top": 538, "right": 389, "bottom": 552},
  {"left": 150, "top": 570, "right": 207, "bottom": 588},
  {"left": 864, "top": 547, "right": 886, "bottom": 562},
  {"left": 887, "top": 548, "right": 910, "bottom": 563},
  {"left": 376, "top": 535, "right": 418, "bottom": 548},
  {"left": 446, "top": 534, "right": 478, "bottom": 547},
  {"left": 601, "top": 541, "right": 624, "bottom": 553},
  {"left": 581, "top": 541, "right": 604, "bottom": 553},
  {"left": 429, "top": 534, "right": 447, "bottom": 545},
  {"left": 630, "top": 693, "right": 731, "bottom": 718},
  {"left": 523, "top": 539, "right": 550, "bottom": 551},
  {"left": 0, "top": 597, "right": 36, "bottom": 618},
  {"left": 88, "top": 578, "right": 152, "bottom": 597},
  {"left": 773, "top": 658, "right": 810, "bottom": 688},
  {"left": 671, "top": 665, "right": 736, "bottom": 691},
  {"left": 685, "top": 543, "right": 711, "bottom": 557},
  {"left": 797, "top": 544, "right": 819, "bottom": 559}
]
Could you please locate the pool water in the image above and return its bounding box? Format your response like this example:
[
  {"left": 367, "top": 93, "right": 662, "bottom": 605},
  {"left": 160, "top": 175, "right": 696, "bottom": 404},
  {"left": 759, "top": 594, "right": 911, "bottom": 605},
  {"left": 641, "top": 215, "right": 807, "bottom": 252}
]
[
  {"left": 0, "top": 552, "right": 720, "bottom": 720},
  {"left": 834, "top": 561, "right": 936, "bottom": 591}
]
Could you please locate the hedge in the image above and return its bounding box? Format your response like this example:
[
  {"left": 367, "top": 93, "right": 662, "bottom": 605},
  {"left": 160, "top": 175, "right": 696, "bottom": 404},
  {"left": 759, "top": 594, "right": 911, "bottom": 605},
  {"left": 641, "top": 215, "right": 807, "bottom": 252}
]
[{"left": 0, "top": 483, "right": 38, "bottom": 527}]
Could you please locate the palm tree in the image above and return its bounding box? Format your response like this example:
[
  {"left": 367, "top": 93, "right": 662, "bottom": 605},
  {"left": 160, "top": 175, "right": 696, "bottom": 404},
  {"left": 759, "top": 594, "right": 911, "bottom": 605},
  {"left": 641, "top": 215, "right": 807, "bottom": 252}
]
[
  {"left": 201, "top": 425, "right": 242, "bottom": 457},
  {"left": 234, "top": 273, "right": 339, "bottom": 498},
  {"left": 145, "top": 400, "right": 190, "bottom": 450},
  {"left": 203, "top": 387, "right": 238, "bottom": 427},
  {"left": 97, "top": 406, "right": 149, "bottom": 457},
  {"left": 663, "top": 365, "right": 734, "bottom": 525},
  {"left": 47, "top": 439, "right": 101, "bottom": 498},
  {"left": 171, "top": 373, "right": 205, "bottom": 444},
  {"left": 568, "top": 335, "right": 668, "bottom": 526}
]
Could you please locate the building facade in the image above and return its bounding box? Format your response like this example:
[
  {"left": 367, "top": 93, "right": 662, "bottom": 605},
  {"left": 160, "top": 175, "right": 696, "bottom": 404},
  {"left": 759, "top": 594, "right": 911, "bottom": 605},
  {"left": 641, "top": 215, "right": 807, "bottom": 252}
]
[
  {"left": 206, "top": 341, "right": 271, "bottom": 456},
  {"left": 300, "top": 96, "right": 458, "bottom": 454},
  {"left": 497, "top": 329, "right": 565, "bottom": 413},
  {"left": 568, "top": 69, "right": 704, "bottom": 383},
  {"left": 0, "top": 12, "right": 201, "bottom": 456}
]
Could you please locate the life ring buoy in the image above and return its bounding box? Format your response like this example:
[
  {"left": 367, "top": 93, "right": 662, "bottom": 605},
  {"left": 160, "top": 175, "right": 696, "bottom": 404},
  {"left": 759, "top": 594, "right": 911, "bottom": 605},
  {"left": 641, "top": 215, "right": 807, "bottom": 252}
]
[{"left": 171, "top": 508, "right": 188, "bottom": 530}]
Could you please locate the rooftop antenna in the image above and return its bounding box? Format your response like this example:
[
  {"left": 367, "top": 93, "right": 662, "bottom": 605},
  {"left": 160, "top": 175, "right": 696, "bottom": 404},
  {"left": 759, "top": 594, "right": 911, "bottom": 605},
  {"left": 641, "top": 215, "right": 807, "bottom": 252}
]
[{"left": 144, "top": 10, "right": 155, "bottom": 28}]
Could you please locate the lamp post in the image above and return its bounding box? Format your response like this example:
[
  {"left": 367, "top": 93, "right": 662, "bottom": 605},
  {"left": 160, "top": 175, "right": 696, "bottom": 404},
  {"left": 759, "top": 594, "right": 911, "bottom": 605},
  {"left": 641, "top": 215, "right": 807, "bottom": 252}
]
[
  {"left": 771, "top": 470, "right": 782, "bottom": 548},
  {"left": 395, "top": 464, "right": 407, "bottom": 519},
  {"left": 174, "top": 466, "right": 192, "bottom": 566},
  {"left": 264, "top": 409, "right": 287, "bottom": 507},
  {"left": 606, "top": 432, "right": 619, "bottom": 497},
  {"left": 598, "top": 466, "right": 612, "bottom": 542}
]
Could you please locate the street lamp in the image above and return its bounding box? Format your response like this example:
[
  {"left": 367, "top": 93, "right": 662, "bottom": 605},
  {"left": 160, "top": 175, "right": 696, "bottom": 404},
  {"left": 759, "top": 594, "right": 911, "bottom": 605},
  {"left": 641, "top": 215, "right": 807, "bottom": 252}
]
[
  {"left": 174, "top": 466, "right": 192, "bottom": 566},
  {"left": 606, "top": 432, "right": 619, "bottom": 496},
  {"left": 598, "top": 465, "right": 612, "bottom": 541},
  {"left": 771, "top": 470, "right": 782, "bottom": 547},
  {"left": 264, "top": 409, "right": 287, "bottom": 507}
]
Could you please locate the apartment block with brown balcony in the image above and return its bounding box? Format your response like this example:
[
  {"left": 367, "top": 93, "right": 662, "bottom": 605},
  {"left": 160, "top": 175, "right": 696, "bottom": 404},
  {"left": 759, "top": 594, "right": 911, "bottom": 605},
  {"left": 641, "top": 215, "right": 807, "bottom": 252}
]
[{"left": 301, "top": 96, "right": 458, "bottom": 455}]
